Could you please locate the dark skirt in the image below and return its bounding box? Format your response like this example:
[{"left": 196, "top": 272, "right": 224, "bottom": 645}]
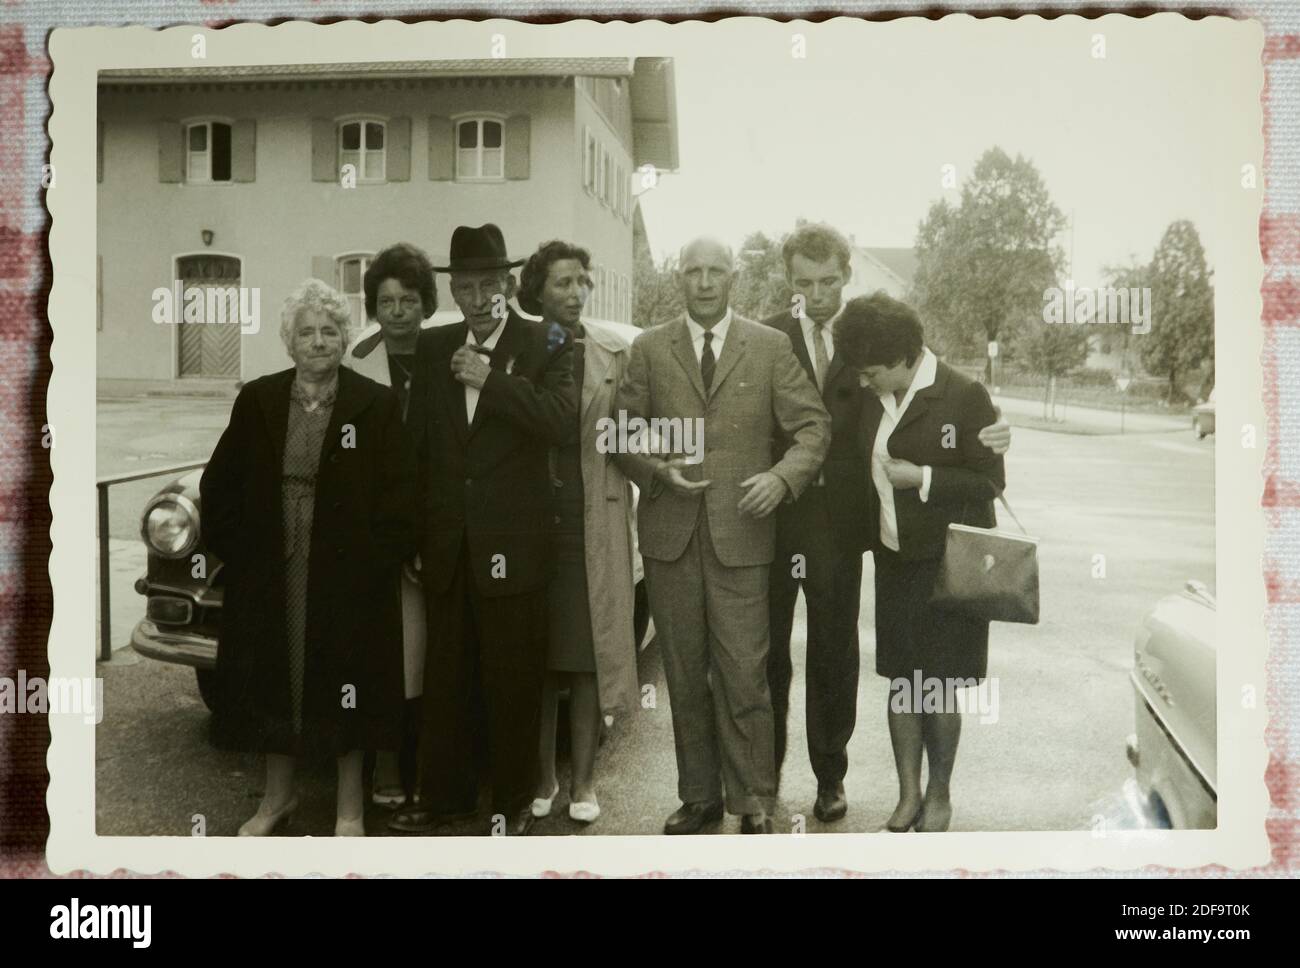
[
  {"left": 873, "top": 547, "right": 989, "bottom": 683},
  {"left": 546, "top": 530, "right": 597, "bottom": 673}
]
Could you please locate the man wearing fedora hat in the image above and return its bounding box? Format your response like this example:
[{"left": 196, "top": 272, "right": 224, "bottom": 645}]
[{"left": 390, "top": 224, "right": 577, "bottom": 837}]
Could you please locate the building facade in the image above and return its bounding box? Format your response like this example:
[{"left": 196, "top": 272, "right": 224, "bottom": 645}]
[{"left": 96, "top": 57, "right": 679, "bottom": 383}]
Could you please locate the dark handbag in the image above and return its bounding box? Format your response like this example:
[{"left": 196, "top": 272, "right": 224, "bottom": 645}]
[{"left": 930, "top": 494, "right": 1040, "bottom": 624}]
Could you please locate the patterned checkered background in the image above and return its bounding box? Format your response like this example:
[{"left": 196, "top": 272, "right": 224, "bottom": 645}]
[{"left": 0, "top": 1, "right": 1294, "bottom": 878}]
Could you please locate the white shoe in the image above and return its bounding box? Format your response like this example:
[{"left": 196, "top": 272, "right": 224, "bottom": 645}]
[
  {"left": 370, "top": 786, "right": 406, "bottom": 807},
  {"left": 569, "top": 798, "right": 600, "bottom": 824},
  {"left": 531, "top": 782, "right": 561, "bottom": 818},
  {"left": 334, "top": 815, "right": 366, "bottom": 837},
  {"left": 237, "top": 796, "right": 299, "bottom": 836}
]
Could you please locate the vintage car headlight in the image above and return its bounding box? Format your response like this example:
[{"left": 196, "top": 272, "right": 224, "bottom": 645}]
[{"left": 141, "top": 494, "right": 199, "bottom": 559}]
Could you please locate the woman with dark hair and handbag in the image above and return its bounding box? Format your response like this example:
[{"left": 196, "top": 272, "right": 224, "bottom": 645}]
[{"left": 835, "top": 292, "right": 1007, "bottom": 833}]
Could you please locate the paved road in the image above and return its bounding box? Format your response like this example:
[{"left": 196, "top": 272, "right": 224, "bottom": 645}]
[{"left": 95, "top": 399, "right": 1214, "bottom": 839}]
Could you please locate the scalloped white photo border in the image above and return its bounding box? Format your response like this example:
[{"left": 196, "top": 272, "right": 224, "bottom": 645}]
[{"left": 46, "top": 14, "right": 1269, "bottom": 876}]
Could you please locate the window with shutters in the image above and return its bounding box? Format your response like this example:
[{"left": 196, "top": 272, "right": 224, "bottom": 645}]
[
  {"left": 339, "top": 119, "right": 386, "bottom": 182},
  {"left": 456, "top": 117, "right": 504, "bottom": 181},
  {"left": 186, "top": 120, "right": 232, "bottom": 183},
  {"left": 602, "top": 151, "right": 613, "bottom": 207},
  {"left": 336, "top": 252, "right": 374, "bottom": 330}
]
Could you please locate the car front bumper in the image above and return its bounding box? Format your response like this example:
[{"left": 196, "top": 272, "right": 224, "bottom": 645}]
[{"left": 131, "top": 618, "right": 217, "bottom": 670}]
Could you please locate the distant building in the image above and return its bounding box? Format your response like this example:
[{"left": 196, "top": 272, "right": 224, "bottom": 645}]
[
  {"left": 844, "top": 245, "right": 918, "bottom": 301},
  {"left": 97, "top": 57, "right": 679, "bottom": 383},
  {"left": 1085, "top": 331, "right": 1134, "bottom": 373}
]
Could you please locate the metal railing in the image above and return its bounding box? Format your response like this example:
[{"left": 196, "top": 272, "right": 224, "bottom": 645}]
[{"left": 96, "top": 461, "right": 207, "bottom": 662}]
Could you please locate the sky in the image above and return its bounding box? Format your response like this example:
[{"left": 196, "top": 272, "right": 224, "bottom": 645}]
[{"left": 634, "top": 17, "right": 1259, "bottom": 288}]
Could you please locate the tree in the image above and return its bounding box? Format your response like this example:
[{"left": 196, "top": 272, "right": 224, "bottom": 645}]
[
  {"left": 1088, "top": 258, "right": 1148, "bottom": 375},
  {"left": 731, "top": 231, "right": 790, "bottom": 320},
  {"left": 1138, "top": 220, "right": 1214, "bottom": 404},
  {"left": 632, "top": 249, "right": 683, "bottom": 329},
  {"left": 910, "top": 147, "right": 1067, "bottom": 380}
]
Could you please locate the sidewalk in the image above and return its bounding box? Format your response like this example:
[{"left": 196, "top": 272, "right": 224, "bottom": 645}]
[
  {"left": 99, "top": 378, "right": 239, "bottom": 400},
  {"left": 992, "top": 392, "right": 1191, "bottom": 435}
]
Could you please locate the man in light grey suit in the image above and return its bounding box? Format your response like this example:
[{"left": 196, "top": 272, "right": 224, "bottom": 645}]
[{"left": 615, "top": 237, "right": 830, "bottom": 834}]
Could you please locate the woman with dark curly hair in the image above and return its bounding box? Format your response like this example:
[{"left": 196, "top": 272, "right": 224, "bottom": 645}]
[
  {"left": 344, "top": 241, "right": 437, "bottom": 809},
  {"left": 518, "top": 240, "right": 640, "bottom": 825},
  {"left": 835, "top": 292, "right": 1006, "bottom": 833}
]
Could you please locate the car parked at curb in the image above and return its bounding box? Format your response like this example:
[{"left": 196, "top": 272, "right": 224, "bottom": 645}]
[{"left": 1124, "top": 579, "right": 1216, "bottom": 829}]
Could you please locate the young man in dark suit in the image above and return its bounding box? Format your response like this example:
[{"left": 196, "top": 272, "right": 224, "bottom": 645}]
[
  {"left": 389, "top": 224, "right": 577, "bottom": 837},
  {"left": 762, "top": 224, "right": 1011, "bottom": 824}
]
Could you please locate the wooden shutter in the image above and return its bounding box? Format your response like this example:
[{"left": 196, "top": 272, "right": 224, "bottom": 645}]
[
  {"left": 427, "top": 115, "right": 453, "bottom": 180},
  {"left": 505, "top": 114, "right": 530, "bottom": 180},
  {"left": 311, "top": 118, "right": 336, "bottom": 182},
  {"left": 387, "top": 117, "right": 411, "bottom": 181},
  {"left": 311, "top": 256, "right": 335, "bottom": 286},
  {"left": 231, "top": 119, "right": 256, "bottom": 182},
  {"left": 97, "top": 121, "right": 104, "bottom": 183},
  {"left": 158, "top": 121, "right": 183, "bottom": 183}
]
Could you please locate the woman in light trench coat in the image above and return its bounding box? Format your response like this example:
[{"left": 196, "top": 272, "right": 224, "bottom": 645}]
[
  {"left": 519, "top": 240, "right": 640, "bottom": 824},
  {"left": 342, "top": 242, "right": 435, "bottom": 807}
]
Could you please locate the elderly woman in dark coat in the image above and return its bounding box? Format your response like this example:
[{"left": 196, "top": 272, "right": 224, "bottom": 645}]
[{"left": 201, "top": 278, "right": 415, "bottom": 837}]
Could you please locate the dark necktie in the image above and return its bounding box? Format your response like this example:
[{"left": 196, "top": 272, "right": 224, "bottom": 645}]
[
  {"left": 700, "top": 330, "right": 716, "bottom": 392},
  {"left": 812, "top": 321, "right": 829, "bottom": 390}
]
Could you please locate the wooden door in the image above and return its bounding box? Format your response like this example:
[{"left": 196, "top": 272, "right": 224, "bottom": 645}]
[{"left": 176, "top": 254, "right": 242, "bottom": 378}]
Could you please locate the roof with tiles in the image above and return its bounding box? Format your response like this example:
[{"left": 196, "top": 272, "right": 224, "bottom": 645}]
[{"left": 99, "top": 58, "right": 635, "bottom": 83}]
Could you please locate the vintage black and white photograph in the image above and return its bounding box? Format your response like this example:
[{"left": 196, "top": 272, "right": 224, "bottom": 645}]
[{"left": 44, "top": 15, "right": 1266, "bottom": 874}]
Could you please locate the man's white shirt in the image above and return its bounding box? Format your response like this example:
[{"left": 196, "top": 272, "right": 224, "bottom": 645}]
[
  {"left": 797, "top": 306, "right": 840, "bottom": 383},
  {"left": 463, "top": 315, "right": 507, "bottom": 423},
  {"left": 686, "top": 309, "right": 732, "bottom": 363}
]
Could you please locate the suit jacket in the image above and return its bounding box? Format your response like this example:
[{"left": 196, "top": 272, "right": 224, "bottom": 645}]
[
  {"left": 762, "top": 309, "right": 871, "bottom": 555},
  {"left": 406, "top": 310, "right": 577, "bottom": 597},
  {"left": 614, "top": 312, "right": 831, "bottom": 568},
  {"left": 859, "top": 359, "right": 1005, "bottom": 561}
]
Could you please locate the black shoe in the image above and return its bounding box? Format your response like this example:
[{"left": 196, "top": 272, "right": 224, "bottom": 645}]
[
  {"left": 501, "top": 805, "right": 536, "bottom": 836},
  {"left": 663, "top": 800, "right": 724, "bottom": 835},
  {"left": 740, "top": 812, "right": 774, "bottom": 834},
  {"left": 813, "top": 782, "right": 847, "bottom": 823},
  {"left": 386, "top": 806, "right": 475, "bottom": 833}
]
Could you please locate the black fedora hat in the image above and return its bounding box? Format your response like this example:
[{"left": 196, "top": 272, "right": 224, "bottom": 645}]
[{"left": 434, "top": 223, "right": 525, "bottom": 272}]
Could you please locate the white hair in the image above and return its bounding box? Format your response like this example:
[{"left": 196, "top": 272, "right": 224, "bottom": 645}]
[{"left": 279, "top": 278, "right": 354, "bottom": 351}]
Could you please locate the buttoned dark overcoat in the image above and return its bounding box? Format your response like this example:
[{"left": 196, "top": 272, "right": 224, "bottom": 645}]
[{"left": 200, "top": 366, "right": 416, "bottom": 756}]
